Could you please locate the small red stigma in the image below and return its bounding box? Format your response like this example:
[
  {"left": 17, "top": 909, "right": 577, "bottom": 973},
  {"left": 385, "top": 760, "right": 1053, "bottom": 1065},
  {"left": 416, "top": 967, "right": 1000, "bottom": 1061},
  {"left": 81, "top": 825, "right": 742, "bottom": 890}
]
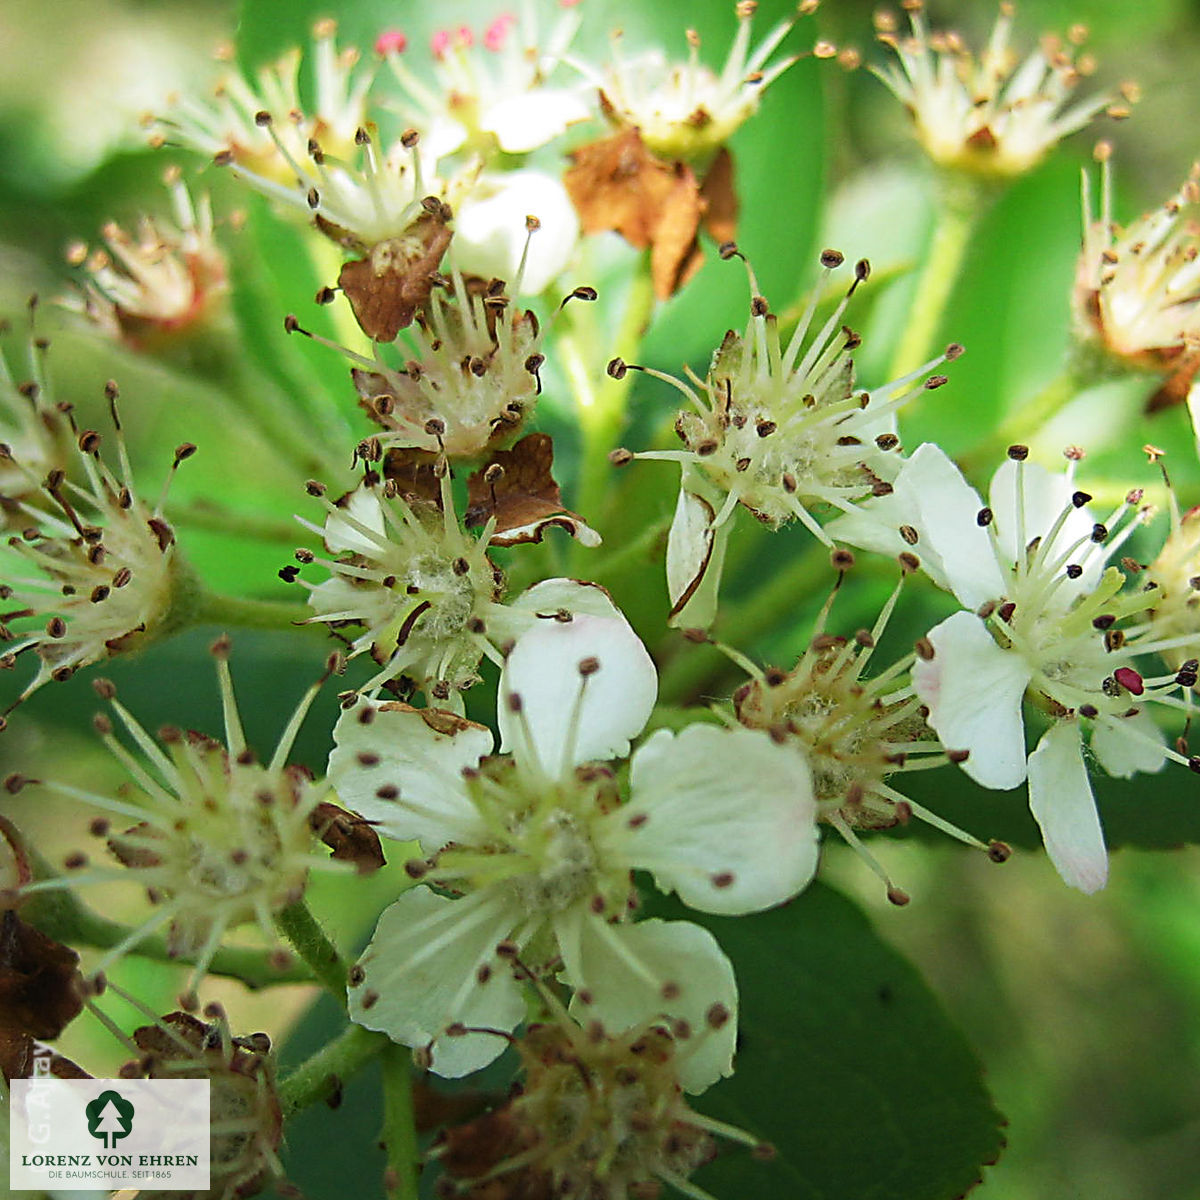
[
  {"left": 1113, "top": 666, "right": 1144, "bottom": 696},
  {"left": 375, "top": 29, "right": 408, "bottom": 56},
  {"left": 485, "top": 13, "right": 517, "bottom": 52}
]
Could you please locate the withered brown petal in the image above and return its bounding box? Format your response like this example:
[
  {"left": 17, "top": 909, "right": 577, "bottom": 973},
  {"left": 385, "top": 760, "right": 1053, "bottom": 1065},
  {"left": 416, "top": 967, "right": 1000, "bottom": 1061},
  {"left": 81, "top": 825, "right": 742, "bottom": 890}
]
[
  {"left": 132, "top": 1011, "right": 209, "bottom": 1058},
  {"left": 565, "top": 126, "right": 710, "bottom": 300},
  {"left": 1, "top": 1033, "right": 92, "bottom": 1082},
  {"left": 412, "top": 1078, "right": 496, "bottom": 1135},
  {"left": 565, "top": 127, "right": 672, "bottom": 247},
  {"left": 464, "top": 434, "right": 597, "bottom": 546},
  {"left": 1145, "top": 353, "right": 1200, "bottom": 414},
  {"left": 381, "top": 447, "right": 444, "bottom": 506},
  {"left": 309, "top": 801, "right": 386, "bottom": 875},
  {"left": 0, "top": 814, "right": 32, "bottom": 898},
  {"left": 649, "top": 164, "right": 706, "bottom": 301},
  {"left": 338, "top": 212, "right": 453, "bottom": 342},
  {"left": 0, "top": 910, "right": 85, "bottom": 1043},
  {"left": 700, "top": 146, "right": 739, "bottom": 247},
  {"left": 436, "top": 1103, "right": 543, "bottom": 1183}
]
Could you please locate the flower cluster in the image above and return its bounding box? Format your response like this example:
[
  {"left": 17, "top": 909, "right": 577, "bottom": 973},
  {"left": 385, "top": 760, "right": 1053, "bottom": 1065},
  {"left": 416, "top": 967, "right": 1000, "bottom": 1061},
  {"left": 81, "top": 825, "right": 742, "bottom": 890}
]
[
  {"left": 330, "top": 607, "right": 817, "bottom": 1088},
  {"left": 834, "top": 443, "right": 1199, "bottom": 892},
  {"left": 65, "top": 168, "right": 228, "bottom": 345},
  {"left": 0, "top": 389, "right": 196, "bottom": 714},
  {"left": 622, "top": 246, "right": 960, "bottom": 624},
  {"left": 7, "top": 1, "right": 1200, "bottom": 1197},
  {"left": 872, "top": 1, "right": 1134, "bottom": 179},
  {"left": 12, "top": 640, "right": 349, "bottom": 995},
  {"left": 1072, "top": 143, "right": 1200, "bottom": 408}
]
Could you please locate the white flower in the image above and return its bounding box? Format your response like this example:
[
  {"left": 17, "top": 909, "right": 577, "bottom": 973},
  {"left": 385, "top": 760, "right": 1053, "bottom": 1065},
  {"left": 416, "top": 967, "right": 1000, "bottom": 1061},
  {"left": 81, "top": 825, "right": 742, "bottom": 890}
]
[
  {"left": 1147, "top": 490, "right": 1200, "bottom": 672},
  {"left": 575, "top": 0, "right": 823, "bottom": 164},
  {"left": 293, "top": 468, "right": 608, "bottom": 705},
  {"left": 0, "top": 311, "right": 72, "bottom": 515},
  {"left": 835, "top": 442, "right": 1195, "bottom": 893},
  {"left": 628, "top": 248, "right": 959, "bottom": 626},
  {"left": 1072, "top": 145, "right": 1200, "bottom": 396},
  {"left": 159, "top": 19, "right": 374, "bottom": 186},
  {"left": 872, "top": 2, "right": 1134, "bottom": 178},
  {"left": 65, "top": 168, "right": 227, "bottom": 344},
  {"left": 14, "top": 640, "right": 344, "bottom": 995},
  {"left": 329, "top": 607, "right": 818, "bottom": 1088},
  {"left": 453, "top": 169, "right": 580, "bottom": 296},
  {"left": 729, "top": 581, "right": 1009, "bottom": 903},
  {"left": 290, "top": 268, "right": 556, "bottom": 458},
  {"left": 216, "top": 119, "right": 463, "bottom": 255},
  {"left": 0, "top": 399, "right": 196, "bottom": 714},
  {"left": 378, "top": 6, "right": 592, "bottom": 160},
  {"left": 435, "top": 986, "right": 763, "bottom": 1193}
]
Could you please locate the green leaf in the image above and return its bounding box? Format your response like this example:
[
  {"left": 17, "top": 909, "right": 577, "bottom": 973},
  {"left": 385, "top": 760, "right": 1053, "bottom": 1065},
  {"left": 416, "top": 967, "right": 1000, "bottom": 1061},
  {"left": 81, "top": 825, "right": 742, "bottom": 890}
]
[
  {"left": 899, "top": 758, "right": 1200, "bottom": 855},
  {"left": 650, "top": 883, "right": 1006, "bottom": 1200}
]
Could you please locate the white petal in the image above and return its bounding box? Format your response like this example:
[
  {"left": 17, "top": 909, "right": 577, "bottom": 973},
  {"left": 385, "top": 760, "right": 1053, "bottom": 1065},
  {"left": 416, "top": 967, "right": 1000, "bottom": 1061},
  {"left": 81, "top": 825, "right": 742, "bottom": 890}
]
[
  {"left": 616, "top": 725, "right": 819, "bottom": 914},
  {"left": 903, "top": 443, "right": 1004, "bottom": 607},
  {"left": 489, "top": 511, "right": 601, "bottom": 549},
  {"left": 556, "top": 909, "right": 737, "bottom": 1094},
  {"left": 453, "top": 170, "right": 580, "bottom": 295},
  {"left": 914, "top": 611, "right": 1031, "bottom": 789},
  {"left": 327, "top": 698, "right": 493, "bottom": 851},
  {"left": 349, "top": 888, "right": 526, "bottom": 1078},
  {"left": 665, "top": 486, "right": 729, "bottom": 628},
  {"left": 823, "top": 493, "right": 911, "bottom": 566},
  {"left": 498, "top": 612, "right": 657, "bottom": 770},
  {"left": 510, "top": 577, "right": 626, "bottom": 620},
  {"left": 989, "top": 459, "right": 1101, "bottom": 596},
  {"left": 323, "top": 486, "right": 385, "bottom": 555},
  {"left": 1091, "top": 709, "right": 1167, "bottom": 778},
  {"left": 1027, "top": 720, "right": 1108, "bottom": 893},
  {"left": 827, "top": 442, "right": 1002, "bottom": 605},
  {"left": 484, "top": 89, "right": 592, "bottom": 153},
  {"left": 1187, "top": 377, "right": 1200, "bottom": 462}
]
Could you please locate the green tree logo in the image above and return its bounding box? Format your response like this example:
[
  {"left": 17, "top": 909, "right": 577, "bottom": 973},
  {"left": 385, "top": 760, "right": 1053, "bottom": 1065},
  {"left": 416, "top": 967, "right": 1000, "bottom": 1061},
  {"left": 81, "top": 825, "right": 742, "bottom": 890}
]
[{"left": 85, "top": 1090, "right": 135, "bottom": 1149}]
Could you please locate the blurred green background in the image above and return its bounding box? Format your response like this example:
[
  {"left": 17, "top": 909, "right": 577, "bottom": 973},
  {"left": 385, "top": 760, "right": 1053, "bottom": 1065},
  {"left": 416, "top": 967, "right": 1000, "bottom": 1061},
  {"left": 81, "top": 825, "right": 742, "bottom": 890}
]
[{"left": 3, "top": 1, "right": 1200, "bottom": 1197}]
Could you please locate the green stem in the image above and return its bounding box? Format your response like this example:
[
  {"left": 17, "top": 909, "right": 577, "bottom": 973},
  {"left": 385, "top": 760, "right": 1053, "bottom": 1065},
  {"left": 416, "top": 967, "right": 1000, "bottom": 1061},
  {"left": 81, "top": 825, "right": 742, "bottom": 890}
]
[
  {"left": 192, "top": 589, "right": 313, "bottom": 632},
  {"left": 381, "top": 1043, "right": 420, "bottom": 1200},
  {"left": 658, "top": 538, "right": 832, "bottom": 704},
  {"left": 274, "top": 898, "right": 349, "bottom": 1002},
  {"left": 958, "top": 365, "right": 1089, "bottom": 476},
  {"left": 173, "top": 501, "right": 303, "bottom": 545},
  {"left": 887, "top": 174, "right": 992, "bottom": 380},
  {"left": 24, "top": 884, "right": 314, "bottom": 990},
  {"left": 278, "top": 1023, "right": 388, "bottom": 1117},
  {"left": 565, "top": 261, "right": 658, "bottom": 573}
]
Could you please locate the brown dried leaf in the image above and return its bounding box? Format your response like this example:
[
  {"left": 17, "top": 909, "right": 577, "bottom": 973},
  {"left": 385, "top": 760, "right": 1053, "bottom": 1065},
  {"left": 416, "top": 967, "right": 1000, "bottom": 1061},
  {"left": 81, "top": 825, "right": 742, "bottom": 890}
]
[
  {"left": 0, "top": 910, "right": 85, "bottom": 1048},
  {"left": 564, "top": 127, "right": 706, "bottom": 299},
  {"left": 464, "top": 434, "right": 600, "bottom": 547},
  {"left": 309, "top": 801, "right": 386, "bottom": 875},
  {"left": 338, "top": 209, "right": 452, "bottom": 342}
]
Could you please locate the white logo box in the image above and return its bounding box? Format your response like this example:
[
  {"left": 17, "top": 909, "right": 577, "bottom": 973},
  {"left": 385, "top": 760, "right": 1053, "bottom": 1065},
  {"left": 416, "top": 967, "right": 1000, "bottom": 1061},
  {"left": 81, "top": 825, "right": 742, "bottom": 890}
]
[{"left": 10, "top": 1079, "right": 210, "bottom": 1191}]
